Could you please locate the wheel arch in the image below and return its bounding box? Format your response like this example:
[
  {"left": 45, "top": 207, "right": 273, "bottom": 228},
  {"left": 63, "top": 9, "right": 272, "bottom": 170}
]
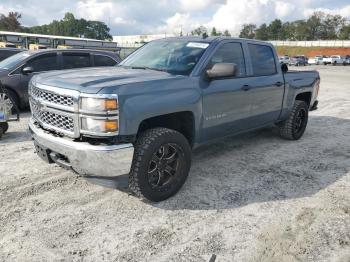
[{"left": 136, "top": 111, "right": 196, "bottom": 147}]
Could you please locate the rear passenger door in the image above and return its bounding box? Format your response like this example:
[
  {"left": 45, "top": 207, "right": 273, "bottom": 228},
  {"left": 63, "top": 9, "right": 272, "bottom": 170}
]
[
  {"left": 62, "top": 52, "right": 91, "bottom": 69},
  {"left": 93, "top": 54, "right": 118, "bottom": 67},
  {"left": 246, "top": 43, "right": 284, "bottom": 126}
]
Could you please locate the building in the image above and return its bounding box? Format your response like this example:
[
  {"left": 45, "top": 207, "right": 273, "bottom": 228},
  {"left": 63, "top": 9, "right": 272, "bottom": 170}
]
[{"left": 0, "top": 31, "right": 120, "bottom": 51}]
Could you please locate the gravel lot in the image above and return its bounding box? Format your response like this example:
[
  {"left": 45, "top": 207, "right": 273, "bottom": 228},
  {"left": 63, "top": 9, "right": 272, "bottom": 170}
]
[{"left": 0, "top": 65, "right": 349, "bottom": 262}]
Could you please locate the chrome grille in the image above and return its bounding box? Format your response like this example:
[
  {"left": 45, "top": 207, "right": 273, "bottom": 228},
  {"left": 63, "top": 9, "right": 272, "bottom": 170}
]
[
  {"left": 31, "top": 102, "right": 74, "bottom": 132},
  {"left": 31, "top": 84, "right": 74, "bottom": 107}
]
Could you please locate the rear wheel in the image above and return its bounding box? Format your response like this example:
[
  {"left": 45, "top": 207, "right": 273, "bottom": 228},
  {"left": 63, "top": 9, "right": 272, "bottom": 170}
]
[
  {"left": 0, "top": 122, "right": 9, "bottom": 134},
  {"left": 279, "top": 100, "right": 309, "bottom": 140},
  {"left": 129, "top": 127, "right": 192, "bottom": 202}
]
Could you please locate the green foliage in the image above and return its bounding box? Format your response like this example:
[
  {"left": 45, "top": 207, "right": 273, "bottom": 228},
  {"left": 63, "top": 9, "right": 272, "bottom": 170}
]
[
  {"left": 239, "top": 11, "right": 349, "bottom": 41},
  {"left": 26, "top": 12, "right": 112, "bottom": 40},
  {"left": 0, "top": 12, "right": 112, "bottom": 40},
  {"left": 191, "top": 26, "right": 208, "bottom": 37},
  {"left": 239, "top": 24, "right": 256, "bottom": 39},
  {"left": 0, "top": 12, "right": 22, "bottom": 32}
]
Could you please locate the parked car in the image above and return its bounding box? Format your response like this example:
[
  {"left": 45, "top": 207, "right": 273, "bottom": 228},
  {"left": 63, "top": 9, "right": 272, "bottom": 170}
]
[
  {"left": 323, "top": 55, "right": 345, "bottom": 65},
  {"left": 289, "top": 55, "right": 307, "bottom": 66},
  {"left": 279, "top": 55, "right": 290, "bottom": 64},
  {"left": 29, "top": 37, "right": 320, "bottom": 202},
  {"left": 0, "top": 48, "right": 26, "bottom": 62},
  {"left": 308, "top": 55, "right": 323, "bottom": 65},
  {"left": 0, "top": 49, "right": 121, "bottom": 108},
  {"left": 344, "top": 57, "right": 350, "bottom": 65}
]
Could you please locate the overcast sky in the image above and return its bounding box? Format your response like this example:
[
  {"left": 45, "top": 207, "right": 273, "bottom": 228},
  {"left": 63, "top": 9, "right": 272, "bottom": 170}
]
[{"left": 1, "top": 0, "right": 350, "bottom": 36}]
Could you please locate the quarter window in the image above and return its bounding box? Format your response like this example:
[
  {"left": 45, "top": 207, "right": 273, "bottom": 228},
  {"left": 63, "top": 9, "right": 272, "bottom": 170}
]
[
  {"left": 62, "top": 53, "right": 91, "bottom": 69},
  {"left": 248, "top": 44, "right": 276, "bottom": 76},
  {"left": 208, "top": 42, "right": 246, "bottom": 77}
]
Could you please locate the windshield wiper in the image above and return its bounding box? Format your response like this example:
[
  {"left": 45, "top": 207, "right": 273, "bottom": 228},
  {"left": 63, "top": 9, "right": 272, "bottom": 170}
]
[{"left": 119, "top": 65, "right": 169, "bottom": 73}]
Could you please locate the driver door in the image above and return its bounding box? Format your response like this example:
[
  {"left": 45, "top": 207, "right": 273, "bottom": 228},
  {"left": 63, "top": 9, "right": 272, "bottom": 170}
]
[
  {"left": 20, "top": 53, "right": 60, "bottom": 104},
  {"left": 201, "top": 42, "right": 254, "bottom": 142}
]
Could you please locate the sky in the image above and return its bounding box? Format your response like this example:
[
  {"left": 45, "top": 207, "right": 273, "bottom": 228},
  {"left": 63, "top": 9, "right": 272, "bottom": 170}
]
[{"left": 0, "top": 0, "right": 350, "bottom": 36}]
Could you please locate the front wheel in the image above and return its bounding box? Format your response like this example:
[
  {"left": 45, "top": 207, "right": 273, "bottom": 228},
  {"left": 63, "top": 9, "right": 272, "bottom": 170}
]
[
  {"left": 278, "top": 100, "right": 309, "bottom": 140},
  {"left": 129, "top": 128, "right": 192, "bottom": 202}
]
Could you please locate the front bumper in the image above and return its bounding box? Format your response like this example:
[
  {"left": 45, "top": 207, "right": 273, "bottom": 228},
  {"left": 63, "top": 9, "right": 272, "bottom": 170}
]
[{"left": 29, "top": 118, "right": 134, "bottom": 176}]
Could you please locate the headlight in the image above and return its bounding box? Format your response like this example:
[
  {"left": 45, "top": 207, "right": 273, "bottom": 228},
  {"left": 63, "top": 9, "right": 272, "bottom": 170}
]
[
  {"left": 81, "top": 117, "right": 118, "bottom": 133},
  {"left": 80, "top": 97, "right": 118, "bottom": 112}
]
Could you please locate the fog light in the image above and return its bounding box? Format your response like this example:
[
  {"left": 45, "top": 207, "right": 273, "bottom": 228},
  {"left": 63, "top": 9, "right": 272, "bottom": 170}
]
[{"left": 81, "top": 118, "right": 118, "bottom": 133}]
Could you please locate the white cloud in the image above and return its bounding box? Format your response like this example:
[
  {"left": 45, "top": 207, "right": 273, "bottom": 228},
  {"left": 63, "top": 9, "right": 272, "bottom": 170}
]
[
  {"left": 0, "top": 0, "right": 349, "bottom": 36},
  {"left": 275, "top": 1, "right": 295, "bottom": 18},
  {"left": 304, "top": 5, "right": 350, "bottom": 18},
  {"left": 179, "top": 0, "right": 224, "bottom": 12}
]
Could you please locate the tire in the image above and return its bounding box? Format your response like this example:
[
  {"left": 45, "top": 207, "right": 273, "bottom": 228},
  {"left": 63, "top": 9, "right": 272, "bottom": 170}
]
[
  {"left": 129, "top": 127, "right": 192, "bottom": 202},
  {"left": 279, "top": 100, "right": 309, "bottom": 140},
  {"left": 3, "top": 88, "right": 20, "bottom": 111},
  {"left": 0, "top": 122, "right": 9, "bottom": 134},
  {"left": 333, "top": 61, "right": 337, "bottom": 66}
]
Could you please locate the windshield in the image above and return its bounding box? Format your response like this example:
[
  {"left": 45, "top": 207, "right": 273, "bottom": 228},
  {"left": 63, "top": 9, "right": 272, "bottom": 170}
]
[
  {"left": 119, "top": 40, "right": 210, "bottom": 75},
  {"left": 0, "top": 51, "right": 30, "bottom": 70}
]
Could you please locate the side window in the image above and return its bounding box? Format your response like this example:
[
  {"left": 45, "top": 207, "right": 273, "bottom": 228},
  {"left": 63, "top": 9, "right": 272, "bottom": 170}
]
[
  {"left": 25, "top": 53, "right": 59, "bottom": 72},
  {"left": 94, "top": 55, "right": 117, "bottom": 67},
  {"left": 248, "top": 44, "right": 276, "bottom": 76},
  {"left": 62, "top": 53, "right": 91, "bottom": 69},
  {"left": 208, "top": 42, "right": 246, "bottom": 77}
]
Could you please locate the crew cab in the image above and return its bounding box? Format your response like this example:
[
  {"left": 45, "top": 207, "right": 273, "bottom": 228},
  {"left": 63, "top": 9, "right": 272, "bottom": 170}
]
[
  {"left": 323, "top": 55, "right": 345, "bottom": 65},
  {"left": 29, "top": 37, "right": 320, "bottom": 202}
]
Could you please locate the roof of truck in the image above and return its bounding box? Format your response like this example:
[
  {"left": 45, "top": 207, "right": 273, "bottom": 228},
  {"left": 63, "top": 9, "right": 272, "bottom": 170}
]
[{"left": 159, "top": 36, "right": 272, "bottom": 45}]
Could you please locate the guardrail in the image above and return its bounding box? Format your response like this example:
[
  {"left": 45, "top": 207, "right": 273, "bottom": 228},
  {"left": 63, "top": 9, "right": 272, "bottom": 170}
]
[{"left": 269, "top": 40, "right": 350, "bottom": 47}]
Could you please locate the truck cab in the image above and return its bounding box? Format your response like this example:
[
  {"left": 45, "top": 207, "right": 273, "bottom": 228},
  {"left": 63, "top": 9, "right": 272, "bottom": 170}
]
[{"left": 29, "top": 37, "right": 320, "bottom": 201}]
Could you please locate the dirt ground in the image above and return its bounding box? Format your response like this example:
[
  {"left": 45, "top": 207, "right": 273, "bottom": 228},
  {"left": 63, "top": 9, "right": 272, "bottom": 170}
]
[
  {"left": 276, "top": 46, "right": 350, "bottom": 57},
  {"left": 0, "top": 65, "right": 349, "bottom": 262}
]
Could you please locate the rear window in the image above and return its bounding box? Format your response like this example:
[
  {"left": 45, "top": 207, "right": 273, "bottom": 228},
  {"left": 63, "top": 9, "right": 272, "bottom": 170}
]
[
  {"left": 248, "top": 44, "right": 276, "bottom": 76},
  {"left": 62, "top": 53, "right": 91, "bottom": 69},
  {"left": 93, "top": 55, "right": 117, "bottom": 67},
  {"left": 0, "top": 50, "right": 19, "bottom": 61}
]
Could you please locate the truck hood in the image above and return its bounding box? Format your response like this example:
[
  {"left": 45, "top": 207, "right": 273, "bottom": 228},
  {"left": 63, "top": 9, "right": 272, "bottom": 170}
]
[{"left": 34, "top": 67, "right": 182, "bottom": 94}]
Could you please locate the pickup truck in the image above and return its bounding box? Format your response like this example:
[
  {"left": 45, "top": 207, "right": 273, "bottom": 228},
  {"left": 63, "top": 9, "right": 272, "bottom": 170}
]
[
  {"left": 29, "top": 37, "right": 320, "bottom": 202},
  {"left": 323, "top": 55, "right": 345, "bottom": 65}
]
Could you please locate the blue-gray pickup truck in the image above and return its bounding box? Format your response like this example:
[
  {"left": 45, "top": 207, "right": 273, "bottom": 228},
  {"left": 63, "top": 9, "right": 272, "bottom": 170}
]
[{"left": 29, "top": 37, "right": 320, "bottom": 201}]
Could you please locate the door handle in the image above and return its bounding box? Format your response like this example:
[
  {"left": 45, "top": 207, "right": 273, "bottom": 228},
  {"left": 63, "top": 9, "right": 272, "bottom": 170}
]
[
  {"left": 275, "top": 81, "right": 283, "bottom": 87},
  {"left": 241, "top": 84, "right": 251, "bottom": 91}
]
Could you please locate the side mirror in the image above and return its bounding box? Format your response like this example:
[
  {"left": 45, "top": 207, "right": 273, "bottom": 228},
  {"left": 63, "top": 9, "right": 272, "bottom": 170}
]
[
  {"left": 22, "top": 66, "right": 34, "bottom": 75},
  {"left": 206, "top": 63, "right": 236, "bottom": 79},
  {"left": 281, "top": 63, "right": 288, "bottom": 73}
]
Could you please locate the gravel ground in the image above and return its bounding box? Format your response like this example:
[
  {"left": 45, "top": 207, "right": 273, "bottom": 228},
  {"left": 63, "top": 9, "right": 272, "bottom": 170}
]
[{"left": 0, "top": 65, "right": 349, "bottom": 262}]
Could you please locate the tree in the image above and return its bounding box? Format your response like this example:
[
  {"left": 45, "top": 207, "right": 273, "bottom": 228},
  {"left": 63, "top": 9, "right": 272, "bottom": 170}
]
[
  {"left": 0, "top": 12, "right": 22, "bottom": 32},
  {"left": 255, "top": 23, "right": 269, "bottom": 40},
  {"left": 319, "top": 13, "right": 346, "bottom": 39},
  {"left": 223, "top": 29, "right": 231, "bottom": 37},
  {"left": 305, "top": 12, "right": 324, "bottom": 40},
  {"left": 191, "top": 26, "right": 208, "bottom": 38},
  {"left": 268, "top": 19, "right": 283, "bottom": 40},
  {"left": 239, "top": 24, "right": 256, "bottom": 39},
  {"left": 25, "top": 12, "right": 112, "bottom": 40},
  {"left": 339, "top": 25, "right": 350, "bottom": 40},
  {"left": 211, "top": 27, "right": 222, "bottom": 36}
]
